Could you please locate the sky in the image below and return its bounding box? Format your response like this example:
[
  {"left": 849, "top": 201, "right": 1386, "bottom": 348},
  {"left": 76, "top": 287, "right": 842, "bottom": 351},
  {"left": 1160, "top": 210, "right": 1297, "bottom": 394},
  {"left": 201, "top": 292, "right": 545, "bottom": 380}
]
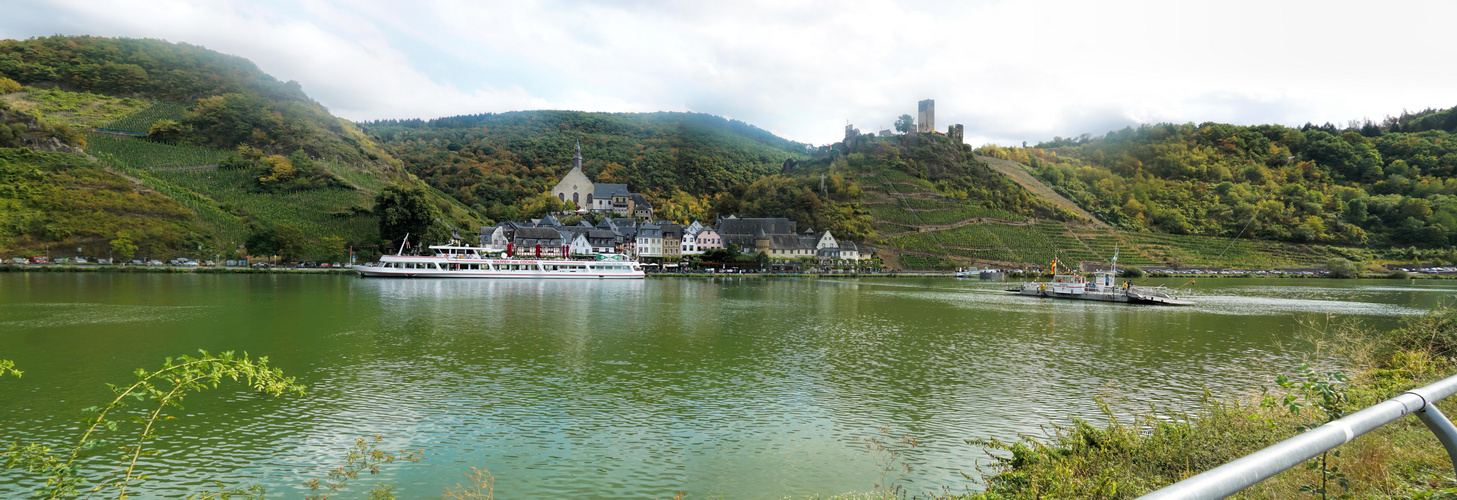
[{"left": 3, "top": 0, "right": 1455, "bottom": 146}]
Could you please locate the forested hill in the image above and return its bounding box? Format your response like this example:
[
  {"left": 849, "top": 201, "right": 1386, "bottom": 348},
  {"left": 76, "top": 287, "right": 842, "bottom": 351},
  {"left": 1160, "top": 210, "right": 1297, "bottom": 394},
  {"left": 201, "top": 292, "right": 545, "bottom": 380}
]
[
  {"left": 977, "top": 109, "right": 1457, "bottom": 249},
  {"left": 360, "top": 111, "right": 812, "bottom": 222},
  {"left": 0, "top": 35, "right": 478, "bottom": 260}
]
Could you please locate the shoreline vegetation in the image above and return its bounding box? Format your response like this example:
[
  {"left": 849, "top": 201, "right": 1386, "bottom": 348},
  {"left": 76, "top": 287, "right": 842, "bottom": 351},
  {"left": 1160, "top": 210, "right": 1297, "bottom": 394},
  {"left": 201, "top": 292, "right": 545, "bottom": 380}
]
[{"left": 952, "top": 306, "right": 1457, "bottom": 499}]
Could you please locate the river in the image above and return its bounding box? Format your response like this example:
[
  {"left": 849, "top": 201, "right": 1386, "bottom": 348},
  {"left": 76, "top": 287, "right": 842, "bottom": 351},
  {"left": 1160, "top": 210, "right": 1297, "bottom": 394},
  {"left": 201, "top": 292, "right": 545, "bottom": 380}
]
[{"left": 1, "top": 273, "right": 1452, "bottom": 498}]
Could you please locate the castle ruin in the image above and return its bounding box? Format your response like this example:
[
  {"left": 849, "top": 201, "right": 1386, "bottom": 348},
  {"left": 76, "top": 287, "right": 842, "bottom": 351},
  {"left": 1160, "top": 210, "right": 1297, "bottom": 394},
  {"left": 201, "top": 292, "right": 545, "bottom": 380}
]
[{"left": 917, "top": 99, "right": 934, "bottom": 133}]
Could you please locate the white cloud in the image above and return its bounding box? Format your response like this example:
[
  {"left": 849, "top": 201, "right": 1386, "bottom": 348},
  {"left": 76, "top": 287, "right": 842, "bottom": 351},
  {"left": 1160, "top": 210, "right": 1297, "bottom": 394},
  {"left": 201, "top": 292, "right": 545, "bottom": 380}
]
[{"left": 2, "top": 0, "right": 1453, "bottom": 146}]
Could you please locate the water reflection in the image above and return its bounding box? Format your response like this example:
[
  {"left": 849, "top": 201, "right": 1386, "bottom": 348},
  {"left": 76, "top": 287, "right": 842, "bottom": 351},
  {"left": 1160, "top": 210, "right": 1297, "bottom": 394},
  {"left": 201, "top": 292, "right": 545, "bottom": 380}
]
[{"left": 1, "top": 275, "right": 1454, "bottom": 498}]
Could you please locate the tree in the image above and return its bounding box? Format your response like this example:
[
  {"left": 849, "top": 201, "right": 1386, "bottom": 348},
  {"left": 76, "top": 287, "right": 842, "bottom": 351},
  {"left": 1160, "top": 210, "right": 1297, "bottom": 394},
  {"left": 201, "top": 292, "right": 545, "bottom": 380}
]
[
  {"left": 274, "top": 224, "right": 308, "bottom": 261},
  {"left": 319, "top": 236, "right": 348, "bottom": 263},
  {"left": 0, "top": 77, "right": 21, "bottom": 94},
  {"left": 245, "top": 225, "right": 280, "bottom": 257},
  {"left": 110, "top": 236, "right": 137, "bottom": 262},
  {"left": 256, "top": 155, "right": 297, "bottom": 185},
  {"left": 1326, "top": 258, "right": 1361, "bottom": 279},
  {"left": 894, "top": 114, "right": 914, "bottom": 134},
  {"left": 376, "top": 184, "right": 444, "bottom": 250}
]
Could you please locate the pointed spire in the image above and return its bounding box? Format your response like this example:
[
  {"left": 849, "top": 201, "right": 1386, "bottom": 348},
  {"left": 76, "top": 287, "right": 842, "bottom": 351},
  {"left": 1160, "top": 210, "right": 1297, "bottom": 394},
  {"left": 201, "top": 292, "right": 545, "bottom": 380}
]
[{"left": 573, "top": 141, "right": 583, "bottom": 170}]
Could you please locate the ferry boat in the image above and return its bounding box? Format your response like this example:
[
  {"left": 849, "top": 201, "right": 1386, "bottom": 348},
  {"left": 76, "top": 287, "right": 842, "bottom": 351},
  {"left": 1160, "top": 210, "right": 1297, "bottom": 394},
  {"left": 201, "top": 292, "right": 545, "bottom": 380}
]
[
  {"left": 1006, "top": 254, "right": 1194, "bottom": 306},
  {"left": 353, "top": 241, "right": 645, "bottom": 279}
]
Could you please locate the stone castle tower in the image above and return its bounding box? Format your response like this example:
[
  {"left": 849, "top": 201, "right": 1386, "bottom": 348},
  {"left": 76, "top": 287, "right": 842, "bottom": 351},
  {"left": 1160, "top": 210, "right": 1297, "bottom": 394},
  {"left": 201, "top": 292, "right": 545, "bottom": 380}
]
[{"left": 917, "top": 99, "right": 934, "bottom": 133}]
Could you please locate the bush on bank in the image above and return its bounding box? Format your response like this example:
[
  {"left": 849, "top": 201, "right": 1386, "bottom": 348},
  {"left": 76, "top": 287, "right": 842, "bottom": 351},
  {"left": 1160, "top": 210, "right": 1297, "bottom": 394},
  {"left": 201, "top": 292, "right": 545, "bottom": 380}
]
[{"left": 952, "top": 307, "right": 1457, "bottom": 499}]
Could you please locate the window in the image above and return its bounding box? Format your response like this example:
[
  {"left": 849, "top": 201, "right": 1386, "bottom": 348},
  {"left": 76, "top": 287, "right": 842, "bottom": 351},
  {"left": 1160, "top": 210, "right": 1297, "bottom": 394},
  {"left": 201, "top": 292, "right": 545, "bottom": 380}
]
[
  {"left": 573, "top": 192, "right": 579, "bottom": 204},
  {"left": 558, "top": 193, "right": 564, "bottom": 201},
  {"left": 586, "top": 194, "right": 593, "bottom": 205}
]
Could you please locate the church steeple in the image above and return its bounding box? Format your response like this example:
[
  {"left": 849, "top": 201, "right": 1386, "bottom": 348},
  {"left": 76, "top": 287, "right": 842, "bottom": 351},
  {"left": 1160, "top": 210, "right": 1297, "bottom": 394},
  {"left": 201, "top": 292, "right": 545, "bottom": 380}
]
[{"left": 573, "top": 141, "right": 582, "bottom": 170}]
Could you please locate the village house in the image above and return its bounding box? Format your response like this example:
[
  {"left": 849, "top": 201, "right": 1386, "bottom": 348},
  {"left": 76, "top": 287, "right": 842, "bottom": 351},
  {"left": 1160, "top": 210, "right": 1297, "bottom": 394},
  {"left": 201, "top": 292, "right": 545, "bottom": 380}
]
[
  {"left": 660, "top": 223, "right": 683, "bottom": 259},
  {"left": 511, "top": 227, "right": 567, "bottom": 258},
  {"left": 636, "top": 222, "right": 662, "bottom": 258},
  {"left": 716, "top": 216, "right": 862, "bottom": 261},
  {"left": 592, "top": 183, "right": 629, "bottom": 212}
]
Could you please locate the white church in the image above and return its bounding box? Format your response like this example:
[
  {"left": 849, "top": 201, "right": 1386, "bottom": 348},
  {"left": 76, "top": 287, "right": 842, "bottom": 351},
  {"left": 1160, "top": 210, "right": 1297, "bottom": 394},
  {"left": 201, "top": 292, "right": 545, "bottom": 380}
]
[{"left": 550, "top": 142, "right": 651, "bottom": 218}]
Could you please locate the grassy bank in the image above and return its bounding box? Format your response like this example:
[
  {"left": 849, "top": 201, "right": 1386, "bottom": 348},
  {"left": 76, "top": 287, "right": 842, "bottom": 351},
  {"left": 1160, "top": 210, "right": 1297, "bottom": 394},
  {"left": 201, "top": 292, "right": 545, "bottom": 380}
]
[{"left": 953, "top": 307, "right": 1457, "bottom": 499}]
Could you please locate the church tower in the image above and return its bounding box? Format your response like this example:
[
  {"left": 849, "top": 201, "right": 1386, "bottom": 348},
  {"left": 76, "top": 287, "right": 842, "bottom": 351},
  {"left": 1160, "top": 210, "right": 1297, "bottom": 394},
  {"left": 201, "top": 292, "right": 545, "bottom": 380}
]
[
  {"left": 573, "top": 141, "right": 583, "bottom": 170},
  {"left": 550, "top": 141, "right": 594, "bottom": 211}
]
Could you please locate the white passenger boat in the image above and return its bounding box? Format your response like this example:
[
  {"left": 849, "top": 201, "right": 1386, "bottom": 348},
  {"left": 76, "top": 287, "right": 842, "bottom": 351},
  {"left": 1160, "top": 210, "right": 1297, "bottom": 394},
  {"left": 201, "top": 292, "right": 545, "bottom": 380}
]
[{"left": 353, "top": 243, "right": 645, "bottom": 279}]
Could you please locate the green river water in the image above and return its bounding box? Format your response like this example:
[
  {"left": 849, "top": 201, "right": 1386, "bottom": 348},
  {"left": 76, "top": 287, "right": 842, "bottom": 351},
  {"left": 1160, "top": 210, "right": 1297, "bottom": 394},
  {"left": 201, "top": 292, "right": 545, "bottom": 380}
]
[{"left": 1, "top": 273, "right": 1454, "bottom": 498}]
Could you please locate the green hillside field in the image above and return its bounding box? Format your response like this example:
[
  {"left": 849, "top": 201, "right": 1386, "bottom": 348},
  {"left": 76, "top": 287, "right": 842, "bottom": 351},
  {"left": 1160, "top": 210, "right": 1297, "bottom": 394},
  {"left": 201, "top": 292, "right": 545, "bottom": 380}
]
[{"left": 0, "top": 35, "right": 482, "bottom": 260}]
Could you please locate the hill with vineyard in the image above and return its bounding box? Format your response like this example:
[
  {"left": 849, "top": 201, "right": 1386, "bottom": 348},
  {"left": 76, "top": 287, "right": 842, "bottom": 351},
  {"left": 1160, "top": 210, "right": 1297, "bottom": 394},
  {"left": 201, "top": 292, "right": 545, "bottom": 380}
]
[
  {"left": 0, "top": 35, "right": 478, "bottom": 261},
  {"left": 809, "top": 131, "right": 1373, "bottom": 271}
]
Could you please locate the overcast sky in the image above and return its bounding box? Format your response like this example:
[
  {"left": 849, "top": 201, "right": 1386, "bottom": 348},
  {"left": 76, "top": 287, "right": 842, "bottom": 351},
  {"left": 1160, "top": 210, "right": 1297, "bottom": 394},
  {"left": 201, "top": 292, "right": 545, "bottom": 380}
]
[{"left": 4, "top": 0, "right": 1455, "bottom": 146}]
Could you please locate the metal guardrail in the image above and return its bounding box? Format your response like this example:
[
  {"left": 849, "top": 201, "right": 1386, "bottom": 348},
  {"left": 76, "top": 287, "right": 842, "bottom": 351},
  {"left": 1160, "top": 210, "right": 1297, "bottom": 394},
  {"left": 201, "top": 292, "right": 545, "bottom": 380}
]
[{"left": 1138, "top": 373, "right": 1457, "bottom": 499}]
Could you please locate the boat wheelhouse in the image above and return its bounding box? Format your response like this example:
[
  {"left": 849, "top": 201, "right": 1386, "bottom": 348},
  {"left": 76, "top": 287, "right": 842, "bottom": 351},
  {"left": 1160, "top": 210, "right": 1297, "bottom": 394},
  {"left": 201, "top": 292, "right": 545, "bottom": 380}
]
[{"left": 353, "top": 242, "right": 644, "bottom": 279}]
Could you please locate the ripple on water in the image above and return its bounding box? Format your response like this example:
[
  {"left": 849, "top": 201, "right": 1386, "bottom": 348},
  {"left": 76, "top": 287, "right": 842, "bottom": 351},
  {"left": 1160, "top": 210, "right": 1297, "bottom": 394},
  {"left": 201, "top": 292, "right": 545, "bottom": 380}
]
[{"left": 0, "top": 303, "right": 208, "bottom": 329}]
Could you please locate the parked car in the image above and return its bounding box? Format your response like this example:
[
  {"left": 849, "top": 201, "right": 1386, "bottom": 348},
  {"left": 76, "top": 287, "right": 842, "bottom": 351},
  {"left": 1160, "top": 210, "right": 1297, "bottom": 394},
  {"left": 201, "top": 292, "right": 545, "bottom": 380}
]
[
  {"left": 29, "top": 256, "right": 48, "bottom": 264},
  {"left": 131, "top": 259, "right": 145, "bottom": 265},
  {"left": 9, "top": 257, "right": 26, "bottom": 264},
  {"left": 95, "top": 258, "right": 111, "bottom": 265},
  {"left": 74, "top": 257, "right": 88, "bottom": 264},
  {"left": 147, "top": 260, "right": 164, "bottom": 266}
]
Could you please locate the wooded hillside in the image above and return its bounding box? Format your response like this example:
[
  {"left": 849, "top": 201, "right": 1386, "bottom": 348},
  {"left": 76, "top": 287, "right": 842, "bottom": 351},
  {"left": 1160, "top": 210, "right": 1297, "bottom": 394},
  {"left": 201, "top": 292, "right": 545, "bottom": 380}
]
[{"left": 979, "top": 111, "right": 1457, "bottom": 249}]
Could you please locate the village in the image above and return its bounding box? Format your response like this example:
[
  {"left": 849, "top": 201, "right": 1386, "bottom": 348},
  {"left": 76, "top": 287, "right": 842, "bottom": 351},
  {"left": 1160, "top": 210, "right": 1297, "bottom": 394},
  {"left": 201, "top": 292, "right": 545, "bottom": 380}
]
[{"left": 468, "top": 142, "right": 871, "bottom": 272}]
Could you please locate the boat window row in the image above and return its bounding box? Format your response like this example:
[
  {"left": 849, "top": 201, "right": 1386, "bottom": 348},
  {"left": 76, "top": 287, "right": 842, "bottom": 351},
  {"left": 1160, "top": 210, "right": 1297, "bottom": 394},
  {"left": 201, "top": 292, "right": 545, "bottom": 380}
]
[{"left": 381, "top": 262, "right": 440, "bottom": 269}]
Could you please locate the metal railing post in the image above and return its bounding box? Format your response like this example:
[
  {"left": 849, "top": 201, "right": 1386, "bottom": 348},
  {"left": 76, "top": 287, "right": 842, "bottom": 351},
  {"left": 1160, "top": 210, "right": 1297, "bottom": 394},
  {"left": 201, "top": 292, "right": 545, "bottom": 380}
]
[
  {"left": 1138, "top": 373, "right": 1457, "bottom": 500},
  {"left": 1413, "top": 399, "right": 1457, "bottom": 478}
]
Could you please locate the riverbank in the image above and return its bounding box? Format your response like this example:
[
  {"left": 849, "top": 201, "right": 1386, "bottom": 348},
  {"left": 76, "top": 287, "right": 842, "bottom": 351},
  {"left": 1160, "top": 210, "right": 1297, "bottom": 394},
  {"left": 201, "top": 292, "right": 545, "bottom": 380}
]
[
  {"left": 0, "top": 264, "right": 352, "bottom": 274},
  {"left": 951, "top": 307, "right": 1457, "bottom": 499}
]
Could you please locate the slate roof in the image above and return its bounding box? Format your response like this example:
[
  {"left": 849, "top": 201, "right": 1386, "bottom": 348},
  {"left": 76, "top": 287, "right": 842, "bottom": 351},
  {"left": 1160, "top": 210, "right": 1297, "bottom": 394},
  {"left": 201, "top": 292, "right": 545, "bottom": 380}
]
[
  {"left": 630, "top": 193, "right": 653, "bottom": 209},
  {"left": 593, "top": 183, "right": 629, "bottom": 199},
  {"left": 514, "top": 227, "right": 566, "bottom": 240},
  {"left": 769, "top": 234, "right": 815, "bottom": 250},
  {"left": 718, "top": 217, "right": 796, "bottom": 236},
  {"left": 638, "top": 222, "right": 661, "bottom": 238}
]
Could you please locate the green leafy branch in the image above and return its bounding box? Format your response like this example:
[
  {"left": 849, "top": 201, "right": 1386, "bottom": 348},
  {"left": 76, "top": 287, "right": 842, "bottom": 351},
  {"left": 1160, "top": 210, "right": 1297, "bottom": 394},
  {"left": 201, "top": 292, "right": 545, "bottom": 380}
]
[
  {"left": 1262, "top": 364, "right": 1351, "bottom": 499},
  {"left": 1, "top": 350, "right": 305, "bottom": 499}
]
